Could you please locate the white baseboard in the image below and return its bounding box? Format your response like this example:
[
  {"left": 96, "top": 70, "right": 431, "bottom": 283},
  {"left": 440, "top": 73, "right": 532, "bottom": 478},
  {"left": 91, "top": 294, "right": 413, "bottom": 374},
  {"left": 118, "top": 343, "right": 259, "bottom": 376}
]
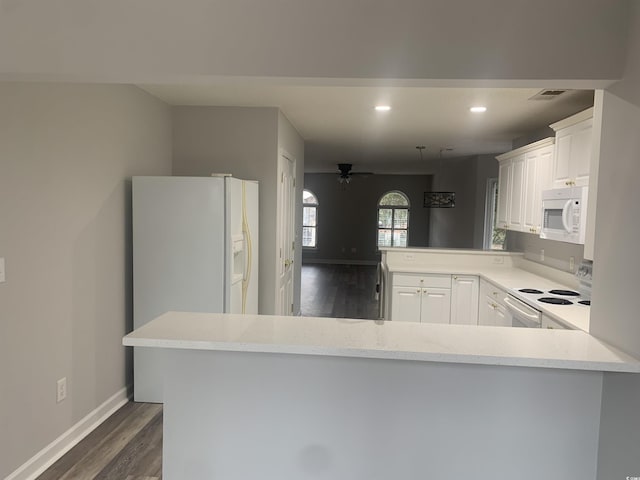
[{"left": 5, "top": 386, "right": 132, "bottom": 480}]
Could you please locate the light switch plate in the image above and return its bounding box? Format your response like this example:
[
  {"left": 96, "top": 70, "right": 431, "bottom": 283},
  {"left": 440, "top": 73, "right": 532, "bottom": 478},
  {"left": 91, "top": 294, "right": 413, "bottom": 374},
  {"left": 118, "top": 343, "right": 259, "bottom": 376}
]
[{"left": 0, "top": 257, "right": 5, "bottom": 283}]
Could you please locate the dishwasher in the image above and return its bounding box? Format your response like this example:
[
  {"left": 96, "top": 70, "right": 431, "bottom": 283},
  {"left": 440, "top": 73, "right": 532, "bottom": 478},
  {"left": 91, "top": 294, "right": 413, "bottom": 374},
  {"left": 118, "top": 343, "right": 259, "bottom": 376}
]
[{"left": 504, "top": 294, "right": 542, "bottom": 328}]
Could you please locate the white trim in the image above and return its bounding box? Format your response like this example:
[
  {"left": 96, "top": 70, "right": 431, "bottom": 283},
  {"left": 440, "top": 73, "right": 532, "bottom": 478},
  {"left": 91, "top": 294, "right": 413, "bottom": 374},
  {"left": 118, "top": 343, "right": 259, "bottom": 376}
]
[
  {"left": 496, "top": 137, "right": 555, "bottom": 161},
  {"left": 549, "top": 107, "right": 594, "bottom": 131},
  {"left": 5, "top": 386, "right": 132, "bottom": 480}
]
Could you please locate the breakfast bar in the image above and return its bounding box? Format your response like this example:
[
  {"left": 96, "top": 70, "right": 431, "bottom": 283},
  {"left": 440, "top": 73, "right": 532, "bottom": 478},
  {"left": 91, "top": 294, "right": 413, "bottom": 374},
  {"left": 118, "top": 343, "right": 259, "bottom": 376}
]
[{"left": 123, "top": 311, "right": 640, "bottom": 480}]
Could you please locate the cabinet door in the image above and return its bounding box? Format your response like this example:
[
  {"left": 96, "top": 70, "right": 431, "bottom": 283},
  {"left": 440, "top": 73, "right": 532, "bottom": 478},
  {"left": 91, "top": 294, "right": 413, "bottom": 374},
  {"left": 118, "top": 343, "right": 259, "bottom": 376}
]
[
  {"left": 391, "top": 286, "right": 422, "bottom": 322},
  {"left": 523, "top": 145, "right": 554, "bottom": 234},
  {"left": 450, "top": 275, "right": 479, "bottom": 325},
  {"left": 570, "top": 119, "right": 593, "bottom": 187},
  {"left": 496, "top": 160, "right": 511, "bottom": 229},
  {"left": 494, "top": 302, "right": 511, "bottom": 327},
  {"left": 478, "top": 295, "right": 497, "bottom": 326},
  {"left": 553, "top": 118, "right": 592, "bottom": 188},
  {"left": 507, "top": 154, "right": 525, "bottom": 231},
  {"left": 420, "top": 288, "right": 451, "bottom": 324}
]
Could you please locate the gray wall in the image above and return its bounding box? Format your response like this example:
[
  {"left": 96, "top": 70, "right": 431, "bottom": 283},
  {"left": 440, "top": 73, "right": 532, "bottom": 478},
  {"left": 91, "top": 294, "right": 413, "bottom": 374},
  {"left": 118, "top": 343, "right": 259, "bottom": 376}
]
[
  {"left": 172, "top": 106, "right": 304, "bottom": 315},
  {"left": 0, "top": 1, "right": 631, "bottom": 83},
  {"left": 592, "top": 3, "right": 640, "bottom": 473},
  {"left": 506, "top": 231, "right": 584, "bottom": 274},
  {"left": 302, "top": 174, "right": 433, "bottom": 263},
  {"left": 429, "top": 155, "right": 497, "bottom": 249},
  {"left": 0, "top": 83, "right": 172, "bottom": 478}
]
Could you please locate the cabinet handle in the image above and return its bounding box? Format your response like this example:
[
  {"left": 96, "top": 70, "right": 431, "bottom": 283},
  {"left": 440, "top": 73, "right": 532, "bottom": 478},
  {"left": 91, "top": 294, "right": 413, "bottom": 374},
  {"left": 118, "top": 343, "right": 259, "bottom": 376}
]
[
  {"left": 423, "top": 289, "right": 428, "bottom": 294},
  {"left": 453, "top": 275, "right": 458, "bottom": 280},
  {"left": 416, "top": 289, "right": 421, "bottom": 293}
]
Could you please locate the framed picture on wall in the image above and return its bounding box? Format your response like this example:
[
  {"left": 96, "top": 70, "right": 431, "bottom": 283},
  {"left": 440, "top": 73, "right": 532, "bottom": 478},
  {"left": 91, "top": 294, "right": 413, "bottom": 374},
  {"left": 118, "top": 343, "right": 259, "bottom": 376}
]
[{"left": 423, "top": 192, "right": 455, "bottom": 208}]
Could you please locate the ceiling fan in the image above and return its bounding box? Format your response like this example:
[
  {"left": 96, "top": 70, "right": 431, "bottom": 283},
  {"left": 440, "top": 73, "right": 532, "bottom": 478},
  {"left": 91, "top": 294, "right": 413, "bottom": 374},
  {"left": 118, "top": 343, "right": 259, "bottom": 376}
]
[{"left": 337, "top": 163, "right": 373, "bottom": 184}]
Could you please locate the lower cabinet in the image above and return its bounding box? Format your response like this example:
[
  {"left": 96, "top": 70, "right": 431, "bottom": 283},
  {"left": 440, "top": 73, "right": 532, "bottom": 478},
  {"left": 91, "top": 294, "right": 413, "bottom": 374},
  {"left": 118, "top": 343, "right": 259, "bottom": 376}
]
[
  {"left": 450, "top": 275, "right": 479, "bottom": 325},
  {"left": 391, "top": 273, "right": 451, "bottom": 324},
  {"left": 478, "top": 279, "right": 512, "bottom": 327},
  {"left": 541, "top": 314, "right": 572, "bottom": 330},
  {"left": 390, "top": 273, "right": 478, "bottom": 325}
]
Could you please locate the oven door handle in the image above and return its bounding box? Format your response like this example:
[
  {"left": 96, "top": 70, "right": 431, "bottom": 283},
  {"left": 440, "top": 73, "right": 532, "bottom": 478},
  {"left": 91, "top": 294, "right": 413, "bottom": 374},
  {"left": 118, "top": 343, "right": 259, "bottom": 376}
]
[{"left": 504, "top": 296, "right": 541, "bottom": 320}]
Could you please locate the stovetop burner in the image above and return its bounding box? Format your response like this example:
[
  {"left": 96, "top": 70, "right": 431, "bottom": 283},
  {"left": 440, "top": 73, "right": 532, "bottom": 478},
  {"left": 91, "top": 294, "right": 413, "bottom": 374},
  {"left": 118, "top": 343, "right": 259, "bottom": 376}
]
[
  {"left": 548, "top": 289, "right": 580, "bottom": 296},
  {"left": 578, "top": 300, "right": 591, "bottom": 306},
  {"left": 538, "top": 297, "right": 573, "bottom": 305},
  {"left": 519, "top": 288, "right": 543, "bottom": 294}
]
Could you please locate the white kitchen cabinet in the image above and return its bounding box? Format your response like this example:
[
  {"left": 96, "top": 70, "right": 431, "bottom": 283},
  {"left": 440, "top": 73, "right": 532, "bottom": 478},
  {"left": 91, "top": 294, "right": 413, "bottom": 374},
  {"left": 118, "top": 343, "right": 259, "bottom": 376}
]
[
  {"left": 391, "top": 286, "right": 422, "bottom": 323},
  {"left": 496, "top": 138, "right": 554, "bottom": 233},
  {"left": 541, "top": 314, "right": 572, "bottom": 330},
  {"left": 421, "top": 288, "right": 451, "bottom": 324},
  {"left": 550, "top": 108, "right": 594, "bottom": 188},
  {"left": 478, "top": 279, "right": 511, "bottom": 327},
  {"left": 390, "top": 273, "right": 451, "bottom": 324},
  {"left": 522, "top": 143, "right": 554, "bottom": 234},
  {"left": 450, "top": 275, "right": 479, "bottom": 325}
]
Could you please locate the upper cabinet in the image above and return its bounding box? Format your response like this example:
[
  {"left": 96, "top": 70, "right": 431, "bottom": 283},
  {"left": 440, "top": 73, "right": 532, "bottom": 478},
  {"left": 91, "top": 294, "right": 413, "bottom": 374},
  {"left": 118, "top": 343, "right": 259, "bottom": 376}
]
[
  {"left": 496, "top": 138, "right": 554, "bottom": 233},
  {"left": 550, "top": 108, "right": 594, "bottom": 188}
]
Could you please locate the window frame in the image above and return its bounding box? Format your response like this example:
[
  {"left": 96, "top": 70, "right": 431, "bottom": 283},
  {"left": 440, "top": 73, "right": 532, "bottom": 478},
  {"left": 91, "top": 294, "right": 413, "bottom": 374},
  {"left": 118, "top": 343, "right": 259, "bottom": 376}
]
[
  {"left": 302, "top": 189, "right": 319, "bottom": 249},
  {"left": 377, "top": 191, "right": 410, "bottom": 248}
]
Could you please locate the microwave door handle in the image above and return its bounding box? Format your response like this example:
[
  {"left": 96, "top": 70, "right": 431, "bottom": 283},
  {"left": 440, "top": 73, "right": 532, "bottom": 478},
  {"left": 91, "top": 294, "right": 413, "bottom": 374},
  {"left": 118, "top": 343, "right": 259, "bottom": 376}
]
[{"left": 562, "top": 200, "right": 573, "bottom": 233}]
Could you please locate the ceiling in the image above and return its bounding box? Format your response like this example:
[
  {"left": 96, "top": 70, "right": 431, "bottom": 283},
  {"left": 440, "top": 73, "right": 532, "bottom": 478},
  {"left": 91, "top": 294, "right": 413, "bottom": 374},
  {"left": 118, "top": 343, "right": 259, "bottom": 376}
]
[{"left": 139, "top": 82, "right": 594, "bottom": 173}]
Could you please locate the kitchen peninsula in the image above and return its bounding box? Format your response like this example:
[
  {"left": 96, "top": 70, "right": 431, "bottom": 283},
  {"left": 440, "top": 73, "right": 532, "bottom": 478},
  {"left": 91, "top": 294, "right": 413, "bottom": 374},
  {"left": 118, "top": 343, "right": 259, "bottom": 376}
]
[{"left": 124, "top": 306, "right": 639, "bottom": 479}]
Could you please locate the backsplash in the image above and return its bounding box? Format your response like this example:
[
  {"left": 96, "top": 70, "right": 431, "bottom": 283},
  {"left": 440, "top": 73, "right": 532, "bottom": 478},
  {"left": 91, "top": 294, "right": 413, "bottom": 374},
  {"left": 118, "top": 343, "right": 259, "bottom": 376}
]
[{"left": 506, "top": 231, "right": 584, "bottom": 274}]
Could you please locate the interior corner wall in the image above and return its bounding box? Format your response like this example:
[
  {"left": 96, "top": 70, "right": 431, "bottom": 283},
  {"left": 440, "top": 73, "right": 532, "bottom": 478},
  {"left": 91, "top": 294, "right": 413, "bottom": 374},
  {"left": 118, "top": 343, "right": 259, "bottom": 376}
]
[
  {"left": 428, "top": 157, "right": 480, "bottom": 248},
  {"left": 593, "top": 2, "right": 640, "bottom": 477},
  {"left": 171, "top": 106, "right": 280, "bottom": 315},
  {"left": 472, "top": 155, "right": 499, "bottom": 249},
  {"left": 0, "top": 83, "right": 172, "bottom": 478},
  {"left": 506, "top": 231, "right": 584, "bottom": 274},
  {"left": 277, "top": 111, "right": 305, "bottom": 315},
  {"left": 302, "top": 174, "right": 432, "bottom": 264}
]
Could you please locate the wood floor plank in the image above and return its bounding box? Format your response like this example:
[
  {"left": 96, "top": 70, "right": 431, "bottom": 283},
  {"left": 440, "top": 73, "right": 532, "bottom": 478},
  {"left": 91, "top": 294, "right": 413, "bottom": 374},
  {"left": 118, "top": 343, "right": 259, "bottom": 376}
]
[
  {"left": 36, "top": 402, "right": 146, "bottom": 480},
  {"left": 40, "top": 403, "right": 162, "bottom": 480},
  {"left": 93, "top": 409, "right": 163, "bottom": 480}
]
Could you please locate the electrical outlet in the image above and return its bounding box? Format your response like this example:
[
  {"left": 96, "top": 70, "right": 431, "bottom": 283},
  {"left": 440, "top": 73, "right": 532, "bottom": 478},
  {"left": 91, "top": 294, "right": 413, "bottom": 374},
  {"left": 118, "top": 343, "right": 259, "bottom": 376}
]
[
  {"left": 569, "top": 257, "right": 575, "bottom": 271},
  {"left": 57, "top": 377, "right": 67, "bottom": 403},
  {"left": 540, "top": 249, "right": 545, "bottom": 262},
  {"left": 0, "top": 257, "right": 5, "bottom": 283},
  {"left": 492, "top": 256, "right": 504, "bottom": 264}
]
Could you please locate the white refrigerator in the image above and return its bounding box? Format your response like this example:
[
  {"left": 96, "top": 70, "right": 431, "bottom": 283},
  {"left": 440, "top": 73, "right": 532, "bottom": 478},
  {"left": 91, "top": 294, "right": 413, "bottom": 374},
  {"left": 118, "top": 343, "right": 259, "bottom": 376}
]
[{"left": 132, "top": 175, "right": 259, "bottom": 402}]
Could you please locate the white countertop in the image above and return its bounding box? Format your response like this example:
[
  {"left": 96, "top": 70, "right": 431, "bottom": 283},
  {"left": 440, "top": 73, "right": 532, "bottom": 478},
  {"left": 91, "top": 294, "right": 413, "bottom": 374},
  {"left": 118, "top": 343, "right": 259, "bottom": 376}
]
[
  {"left": 123, "top": 311, "right": 640, "bottom": 373},
  {"left": 385, "top": 260, "right": 590, "bottom": 331}
]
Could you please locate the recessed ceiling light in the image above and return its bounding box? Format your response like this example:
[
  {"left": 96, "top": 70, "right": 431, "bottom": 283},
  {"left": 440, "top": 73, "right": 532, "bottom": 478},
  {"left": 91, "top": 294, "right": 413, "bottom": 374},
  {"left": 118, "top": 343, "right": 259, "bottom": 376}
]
[
  {"left": 375, "top": 105, "right": 391, "bottom": 112},
  {"left": 470, "top": 106, "right": 487, "bottom": 113}
]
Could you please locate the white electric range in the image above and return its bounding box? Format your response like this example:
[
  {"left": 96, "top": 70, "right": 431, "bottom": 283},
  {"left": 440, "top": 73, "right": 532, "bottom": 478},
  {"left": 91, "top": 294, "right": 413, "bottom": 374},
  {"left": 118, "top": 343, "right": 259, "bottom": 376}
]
[{"left": 505, "top": 287, "right": 591, "bottom": 328}]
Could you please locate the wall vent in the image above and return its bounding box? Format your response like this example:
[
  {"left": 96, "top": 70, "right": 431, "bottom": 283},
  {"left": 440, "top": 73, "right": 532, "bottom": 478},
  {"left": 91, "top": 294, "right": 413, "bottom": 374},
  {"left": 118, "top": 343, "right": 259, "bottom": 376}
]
[{"left": 530, "top": 89, "right": 568, "bottom": 100}]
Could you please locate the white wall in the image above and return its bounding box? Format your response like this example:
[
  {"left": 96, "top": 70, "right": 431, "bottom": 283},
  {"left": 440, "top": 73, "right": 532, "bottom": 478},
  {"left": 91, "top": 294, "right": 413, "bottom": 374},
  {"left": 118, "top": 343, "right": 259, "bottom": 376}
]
[
  {"left": 0, "top": 83, "right": 172, "bottom": 478},
  {"left": 591, "top": 2, "right": 640, "bottom": 477},
  {"left": 0, "top": 0, "right": 630, "bottom": 84},
  {"left": 172, "top": 106, "right": 305, "bottom": 315}
]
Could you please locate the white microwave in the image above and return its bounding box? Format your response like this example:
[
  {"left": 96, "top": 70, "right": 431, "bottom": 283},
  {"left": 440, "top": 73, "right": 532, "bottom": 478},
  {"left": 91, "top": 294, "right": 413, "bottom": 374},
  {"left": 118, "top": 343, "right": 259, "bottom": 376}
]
[{"left": 540, "top": 186, "right": 588, "bottom": 244}]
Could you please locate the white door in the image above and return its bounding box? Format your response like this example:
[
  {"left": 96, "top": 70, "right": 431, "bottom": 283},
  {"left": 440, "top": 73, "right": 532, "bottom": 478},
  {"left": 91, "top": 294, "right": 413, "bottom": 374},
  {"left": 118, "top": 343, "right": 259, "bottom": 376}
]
[
  {"left": 276, "top": 151, "right": 296, "bottom": 315},
  {"left": 420, "top": 288, "right": 451, "bottom": 324}
]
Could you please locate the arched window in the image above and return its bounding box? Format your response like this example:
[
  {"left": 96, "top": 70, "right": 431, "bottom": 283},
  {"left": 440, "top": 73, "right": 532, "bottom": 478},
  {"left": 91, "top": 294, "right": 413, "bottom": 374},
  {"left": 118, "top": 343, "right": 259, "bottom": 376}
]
[
  {"left": 302, "top": 189, "right": 319, "bottom": 248},
  {"left": 377, "top": 191, "right": 410, "bottom": 247}
]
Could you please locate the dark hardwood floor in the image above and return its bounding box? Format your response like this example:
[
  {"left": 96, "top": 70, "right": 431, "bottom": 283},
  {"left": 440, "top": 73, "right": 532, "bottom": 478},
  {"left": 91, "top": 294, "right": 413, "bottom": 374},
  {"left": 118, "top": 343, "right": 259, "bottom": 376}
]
[
  {"left": 37, "top": 402, "right": 162, "bottom": 480},
  {"left": 301, "top": 263, "right": 379, "bottom": 319},
  {"left": 37, "top": 264, "right": 377, "bottom": 478}
]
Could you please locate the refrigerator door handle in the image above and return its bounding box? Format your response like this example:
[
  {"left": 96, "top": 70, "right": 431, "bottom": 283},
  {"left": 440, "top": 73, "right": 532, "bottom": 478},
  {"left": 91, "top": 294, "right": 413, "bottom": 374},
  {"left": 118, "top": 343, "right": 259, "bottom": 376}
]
[{"left": 241, "top": 181, "right": 253, "bottom": 313}]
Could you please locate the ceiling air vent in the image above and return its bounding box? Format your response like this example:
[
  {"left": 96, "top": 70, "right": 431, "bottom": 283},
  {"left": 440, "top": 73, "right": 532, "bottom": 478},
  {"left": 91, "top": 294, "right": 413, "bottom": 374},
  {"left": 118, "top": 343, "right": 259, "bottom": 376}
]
[{"left": 530, "top": 89, "right": 568, "bottom": 101}]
